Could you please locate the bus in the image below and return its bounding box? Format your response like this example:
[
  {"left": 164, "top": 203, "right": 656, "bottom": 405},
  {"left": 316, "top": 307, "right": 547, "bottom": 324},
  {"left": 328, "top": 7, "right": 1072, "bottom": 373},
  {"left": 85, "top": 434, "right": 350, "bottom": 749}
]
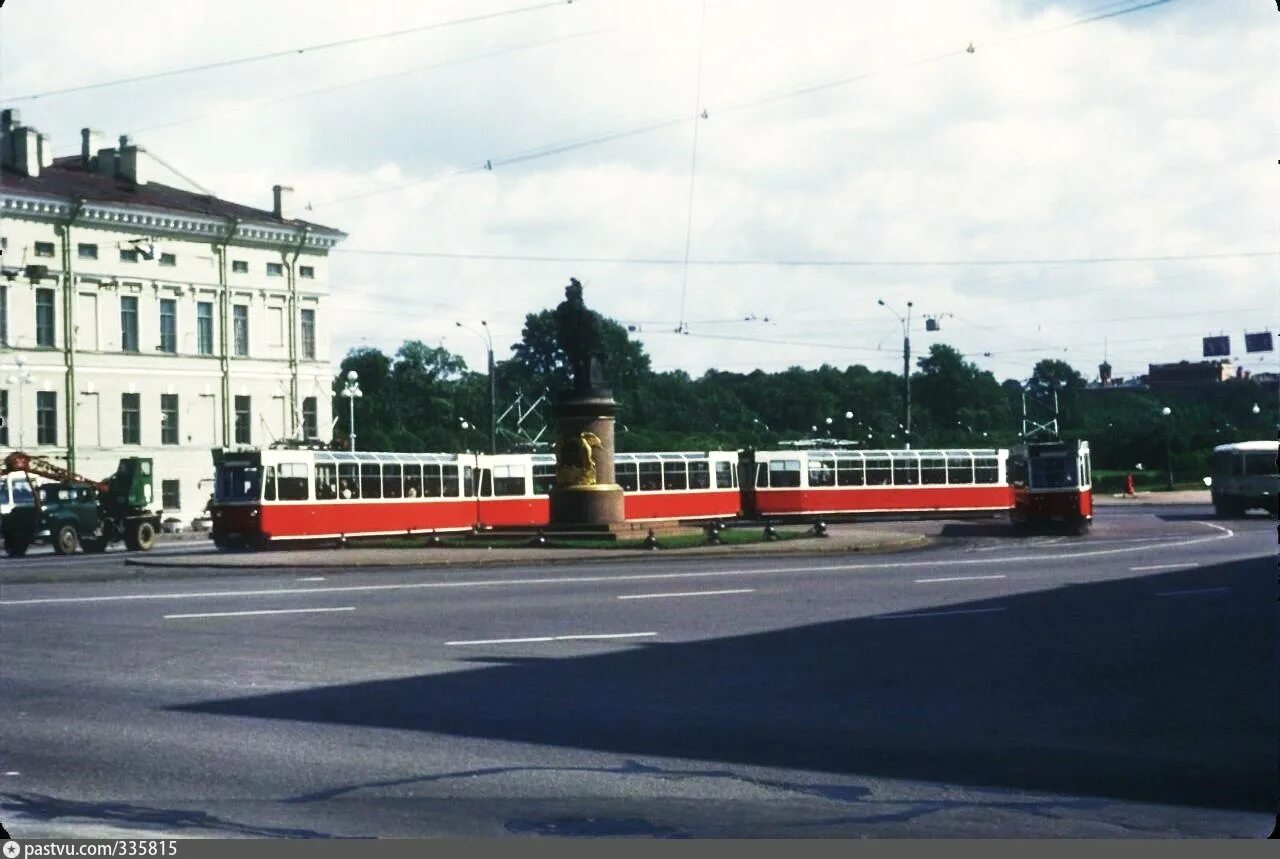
[{"left": 1209, "top": 441, "right": 1278, "bottom": 517}]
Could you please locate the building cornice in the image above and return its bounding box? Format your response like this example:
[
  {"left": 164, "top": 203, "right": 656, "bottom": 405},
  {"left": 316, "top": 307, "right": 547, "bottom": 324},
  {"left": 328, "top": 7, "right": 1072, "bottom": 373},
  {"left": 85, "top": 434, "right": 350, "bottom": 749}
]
[{"left": 2, "top": 190, "right": 345, "bottom": 252}]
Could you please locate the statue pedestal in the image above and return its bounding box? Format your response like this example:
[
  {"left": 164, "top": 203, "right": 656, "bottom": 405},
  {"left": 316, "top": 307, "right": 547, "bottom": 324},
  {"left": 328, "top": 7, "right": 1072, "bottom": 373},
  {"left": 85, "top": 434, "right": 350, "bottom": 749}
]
[{"left": 548, "top": 394, "right": 625, "bottom": 526}]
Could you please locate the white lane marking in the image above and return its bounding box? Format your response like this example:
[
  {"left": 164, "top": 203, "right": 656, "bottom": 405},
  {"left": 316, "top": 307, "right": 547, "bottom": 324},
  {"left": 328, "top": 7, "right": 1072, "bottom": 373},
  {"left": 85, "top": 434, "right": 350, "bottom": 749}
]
[
  {"left": 446, "top": 631, "right": 657, "bottom": 646},
  {"left": 1130, "top": 563, "right": 1198, "bottom": 572},
  {"left": 913, "top": 574, "right": 1006, "bottom": 584},
  {"left": 1155, "top": 587, "right": 1233, "bottom": 598},
  {"left": 0, "top": 521, "right": 1238, "bottom": 608},
  {"left": 3, "top": 771, "right": 19, "bottom": 776},
  {"left": 875, "top": 606, "right": 1007, "bottom": 621},
  {"left": 164, "top": 606, "right": 356, "bottom": 620},
  {"left": 296, "top": 576, "right": 327, "bottom": 582},
  {"left": 617, "top": 588, "right": 755, "bottom": 600}
]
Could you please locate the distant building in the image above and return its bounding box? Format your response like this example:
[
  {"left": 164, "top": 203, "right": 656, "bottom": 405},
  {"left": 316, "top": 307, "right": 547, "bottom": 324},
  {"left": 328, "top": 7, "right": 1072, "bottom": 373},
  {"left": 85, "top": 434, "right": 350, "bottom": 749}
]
[
  {"left": 0, "top": 108, "right": 346, "bottom": 522},
  {"left": 1144, "top": 359, "right": 1243, "bottom": 389}
]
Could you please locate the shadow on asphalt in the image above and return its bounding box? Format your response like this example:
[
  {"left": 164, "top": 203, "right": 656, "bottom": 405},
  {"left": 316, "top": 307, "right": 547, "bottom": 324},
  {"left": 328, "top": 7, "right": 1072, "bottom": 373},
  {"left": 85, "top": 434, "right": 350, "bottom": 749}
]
[
  {"left": 0, "top": 793, "right": 331, "bottom": 838},
  {"left": 173, "top": 556, "right": 1275, "bottom": 813}
]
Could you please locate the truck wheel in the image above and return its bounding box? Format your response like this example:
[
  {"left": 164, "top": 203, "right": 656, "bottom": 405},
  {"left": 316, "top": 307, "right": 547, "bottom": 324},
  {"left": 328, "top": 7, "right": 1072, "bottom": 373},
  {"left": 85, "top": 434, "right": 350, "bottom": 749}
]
[
  {"left": 53, "top": 524, "right": 80, "bottom": 555},
  {"left": 5, "top": 541, "right": 28, "bottom": 558},
  {"left": 125, "top": 520, "right": 157, "bottom": 551}
]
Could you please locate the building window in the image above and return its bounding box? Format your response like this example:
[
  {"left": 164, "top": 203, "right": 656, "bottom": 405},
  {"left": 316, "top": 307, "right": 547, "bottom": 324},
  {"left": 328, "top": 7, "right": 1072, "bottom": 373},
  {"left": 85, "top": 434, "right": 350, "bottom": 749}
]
[
  {"left": 159, "top": 252, "right": 176, "bottom": 267},
  {"left": 266, "top": 262, "right": 283, "bottom": 277},
  {"left": 161, "top": 393, "right": 179, "bottom": 445},
  {"left": 120, "top": 295, "right": 139, "bottom": 352},
  {"left": 161, "top": 479, "right": 181, "bottom": 510},
  {"left": 302, "top": 396, "right": 318, "bottom": 439},
  {"left": 159, "top": 298, "right": 177, "bottom": 353},
  {"left": 77, "top": 243, "right": 98, "bottom": 260},
  {"left": 0, "top": 285, "right": 7, "bottom": 346},
  {"left": 299, "top": 265, "right": 315, "bottom": 279},
  {"left": 234, "top": 396, "right": 251, "bottom": 444},
  {"left": 120, "top": 248, "right": 139, "bottom": 263},
  {"left": 197, "top": 301, "right": 214, "bottom": 355},
  {"left": 121, "top": 393, "right": 141, "bottom": 445},
  {"left": 35, "top": 287, "right": 55, "bottom": 347},
  {"left": 34, "top": 241, "right": 55, "bottom": 257},
  {"left": 301, "top": 308, "right": 316, "bottom": 360},
  {"left": 231, "top": 260, "right": 248, "bottom": 274},
  {"left": 233, "top": 305, "right": 249, "bottom": 356},
  {"left": 0, "top": 390, "right": 8, "bottom": 446},
  {"left": 36, "top": 391, "right": 56, "bottom": 445}
]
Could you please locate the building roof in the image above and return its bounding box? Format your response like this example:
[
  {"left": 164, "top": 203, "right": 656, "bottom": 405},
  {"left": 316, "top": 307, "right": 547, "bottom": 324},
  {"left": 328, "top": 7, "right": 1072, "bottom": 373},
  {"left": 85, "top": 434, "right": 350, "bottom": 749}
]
[{"left": 2, "top": 156, "right": 343, "bottom": 235}]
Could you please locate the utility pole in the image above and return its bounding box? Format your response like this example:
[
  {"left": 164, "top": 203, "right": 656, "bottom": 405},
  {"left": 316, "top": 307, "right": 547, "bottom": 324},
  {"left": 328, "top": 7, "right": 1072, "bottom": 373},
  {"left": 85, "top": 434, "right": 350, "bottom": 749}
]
[
  {"left": 878, "top": 298, "right": 913, "bottom": 448},
  {"left": 456, "top": 321, "right": 496, "bottom": 454}
]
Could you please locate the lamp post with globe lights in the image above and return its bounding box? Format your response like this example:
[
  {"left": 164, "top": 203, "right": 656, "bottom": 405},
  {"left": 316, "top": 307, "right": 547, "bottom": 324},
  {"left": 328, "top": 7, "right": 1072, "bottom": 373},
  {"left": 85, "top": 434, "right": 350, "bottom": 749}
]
[
  {"left": 1161, "top": 406, "right": 1174, "bottom": 490},
  {"left": 4, "top": 355, "right": 33, "bottom": 448},
  {"left": 877, "top": 298, "right": 913, "bottom": 447},
  {"left": 341, "top": 370, "right": 362, "bottom": 452}
]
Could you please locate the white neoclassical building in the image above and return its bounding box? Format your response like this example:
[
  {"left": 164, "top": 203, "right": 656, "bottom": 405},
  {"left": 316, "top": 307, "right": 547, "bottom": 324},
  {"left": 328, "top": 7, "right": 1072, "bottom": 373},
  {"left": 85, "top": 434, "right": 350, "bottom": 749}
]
[{"left": 0, "top": 108, "right": 346, "bottom": 522}]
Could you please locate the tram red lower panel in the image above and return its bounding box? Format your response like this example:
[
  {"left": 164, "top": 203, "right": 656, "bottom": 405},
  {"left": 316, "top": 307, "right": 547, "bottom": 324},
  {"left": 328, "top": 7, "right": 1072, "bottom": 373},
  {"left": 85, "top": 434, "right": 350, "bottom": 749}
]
[
  {"left": 1014, "top": 488, "right": 1092, "bottom": 521},
  {"left": 624, "top": 490, "right": 740, "bottom": 521},
  {"left": 477, "top": 496, "right": 550, "bottom": 528},
  {"left": 214, "top": 499, "right": 481, "bottom": 541},
  {"left": 750, "top": 485, "right": 1014, "bottom": 517}
]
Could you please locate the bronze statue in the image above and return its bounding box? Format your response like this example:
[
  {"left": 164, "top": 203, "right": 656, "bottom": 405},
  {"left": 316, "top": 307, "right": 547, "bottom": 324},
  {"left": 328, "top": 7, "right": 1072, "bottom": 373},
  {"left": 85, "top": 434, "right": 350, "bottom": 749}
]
[{"left": 554, "top": 277, "right": 609, "bottom": 395}]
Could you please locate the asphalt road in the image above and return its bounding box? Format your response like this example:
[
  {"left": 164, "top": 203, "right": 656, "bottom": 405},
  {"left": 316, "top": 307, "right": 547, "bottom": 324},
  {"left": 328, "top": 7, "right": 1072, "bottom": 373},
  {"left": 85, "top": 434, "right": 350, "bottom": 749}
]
[{"left": 0, "top": 505, "right": 1274, "bottom": 838}]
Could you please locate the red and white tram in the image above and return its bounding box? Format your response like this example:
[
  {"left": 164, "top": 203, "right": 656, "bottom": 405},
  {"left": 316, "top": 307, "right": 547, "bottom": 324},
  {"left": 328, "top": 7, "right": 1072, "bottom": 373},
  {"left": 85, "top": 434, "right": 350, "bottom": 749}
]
[
  {"left": 1008, "top": 439, "right": 1093, "bottom": 532},
  {"left": 742, "top": 448, "right": 1012, "bottom": 518},
  {"left": 614, "top": 451, "right": 741, "bottom": 521}
]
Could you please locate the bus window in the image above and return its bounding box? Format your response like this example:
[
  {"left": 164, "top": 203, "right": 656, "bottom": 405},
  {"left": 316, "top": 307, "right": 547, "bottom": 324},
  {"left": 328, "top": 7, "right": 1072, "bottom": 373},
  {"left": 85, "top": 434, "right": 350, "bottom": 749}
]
[
  {"left": 768, "top": 460, "right": 801, "bottom": 488},
  {"left": 663, "top": 461, "right": 688, "bottom": 491},
  {"left": 809, "top": 458, "right": 835, "bottom": 487},
  {"left": 639, "top": 461, "right": 662, "bottom": 491},
  {"left": 404, "top": 464, "right": 422, "bottom": 498},
  {"left": 382, "top": 463, "right": 402, "bottom": 499},
  {"left": 974, "top": 456, "right": 1000, "bottom": 484},
  {"left": 533, "top": 463, "right": 556, "bottom": 494},
  {"left": 714, "top": 460, "right": 734, "bottom": 489},
  {"left": 494, "top": 465, "right": 526, "bottom": 496},
  {"left": 316, "top": 463, "right": 338, "bottom": 500},
  {"left": 443, "top": 466, "right": 461, "bottom": 498},
  {"left": 1244, "top": 453, "right": 1278, "bottom": 477},
  {"left": 689, "top": 461, "right": 711, "bottom": 490},
  {"left": 360, "top": 463, "right": 382, "bottom": 499},
  {"left": 865, "top": 457, "right": 892, "bottom": 486},
  {"left": 423, "top": 464, "right": 442, "bottom": 497},
  {"left": 278, "top": 463, "right": 309, "bottom": 501},
  {"left": 263, "top": 467, "right": 277, "bottom": 501},
  {"left": 946, "top": 456, "right": 974, "bottom": 484},
  {"left": 920, "top": 457, "right": 947, "bottom": 485},
  {"left": 338, "top": 464, "right": 359, "bottom": 499},
  {"left": 616, "top": 462, "right": 639, "bottom": 492}
]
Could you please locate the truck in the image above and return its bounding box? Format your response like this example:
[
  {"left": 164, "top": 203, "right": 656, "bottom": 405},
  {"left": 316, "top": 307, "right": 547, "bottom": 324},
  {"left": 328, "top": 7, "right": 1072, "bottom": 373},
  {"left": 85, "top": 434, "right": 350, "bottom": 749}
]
[{"left": 0, "top": 452, "right": 163, "bottom": 557}]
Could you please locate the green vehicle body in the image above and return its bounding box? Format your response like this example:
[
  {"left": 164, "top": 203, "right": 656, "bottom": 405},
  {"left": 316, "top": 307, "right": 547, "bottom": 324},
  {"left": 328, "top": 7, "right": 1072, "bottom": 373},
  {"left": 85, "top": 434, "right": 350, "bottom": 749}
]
[{"left": 1, "top": 457, "right": 163, "bottom": 557}]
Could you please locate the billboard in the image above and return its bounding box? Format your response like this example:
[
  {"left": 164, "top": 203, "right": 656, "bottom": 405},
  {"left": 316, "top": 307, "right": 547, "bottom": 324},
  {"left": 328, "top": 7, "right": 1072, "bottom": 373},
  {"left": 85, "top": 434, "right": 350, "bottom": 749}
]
[
  {"left": 1244, "top": 331, "right": 1274, "bottom": 353},
  {"left": 1202, "top": 335, "right": 1230, "bottom": 357}
]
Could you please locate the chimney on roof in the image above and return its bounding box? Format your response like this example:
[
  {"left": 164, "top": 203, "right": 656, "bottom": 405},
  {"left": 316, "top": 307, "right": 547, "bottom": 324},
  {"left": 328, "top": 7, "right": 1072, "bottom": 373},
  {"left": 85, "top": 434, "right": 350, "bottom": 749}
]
[
  {"left": 95, "top": 147, "right": 117, "bottom": 176},
  {"left": 12, "top": 126, "right": 41, "bottom": 178},
  {"left": 273, "top": 184, "right": 294, "bottom": 221},
  {"left": 117, "top": 141, "right": 148, "bottom": 186},
  {"left": 37, "top": 133, "right": 52, "bottom": 169},
  {"left": 81, "top": 128, "right": 102, "bottom": 167}
]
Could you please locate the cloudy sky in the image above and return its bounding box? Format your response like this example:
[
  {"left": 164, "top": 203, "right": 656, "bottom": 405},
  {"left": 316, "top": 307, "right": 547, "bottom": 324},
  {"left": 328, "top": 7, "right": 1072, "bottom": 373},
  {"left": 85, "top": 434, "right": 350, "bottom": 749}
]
[{"left": 1, "top": 0, "right": 1272, "bottom": 383}]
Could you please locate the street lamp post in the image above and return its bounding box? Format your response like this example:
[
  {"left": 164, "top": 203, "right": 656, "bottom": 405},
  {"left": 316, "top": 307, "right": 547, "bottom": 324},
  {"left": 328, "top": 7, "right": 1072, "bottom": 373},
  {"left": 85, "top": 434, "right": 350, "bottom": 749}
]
[
  {"left": 878, "top": 298, "right": 913, "bottom": 448},
  {"left": 341, "top": 370, "right": 362, "bottom": 452},
  {"left": 4, "top": 355, "right": 33, "bottom": 448},
  {"left": 456, "top": 321, "right": 496, "bottom": 455},
  {"left": 1161, "top": 406, "right": 1173, "bottom": 491}
]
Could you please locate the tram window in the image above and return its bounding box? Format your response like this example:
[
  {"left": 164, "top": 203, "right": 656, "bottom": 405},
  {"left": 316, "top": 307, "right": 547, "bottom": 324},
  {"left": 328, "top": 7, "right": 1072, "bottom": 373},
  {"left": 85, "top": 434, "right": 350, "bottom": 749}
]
[
  {"left": 263, "top": 466, "right": 277, "bottom": 501},
  {"left": 443, "top": 466, "right": 461, "bottom": 498},
  {"left": 639, "top": 461, "right": 662, "bottom": 491},
  {"left": 494, "top": 465, "right": 527, "bottom": 496},
  {"left": 1008, "top": 457, "right": 1027, "bottom": 487},
  {"left": 616, "top": 462, "right": 639, "bottom": 492},
  {"left": 836, "top": 459, "right": 864, "bottom": 486},
  {"left": 278, "top": 463, "right": 309, "bottom": 501},
  {"left": 974, "top": 457, "right": 1000, "bottom": 484},
  {"left": 809, "top": 458, "right": 835, "bottom": 487},
  {"left": 755, "top": 462, "right": 768, "bottom": 488},
  {"left": 316, "top": 464, "right": 338, "bottom": 500},
  {"left": 892, "top": 458, "right": 918, "bottom": 486},
  {"left": 404, "top": 464, "right": 423, "bottom": 498},
  {"left": 361, "top": 463, "right": 382, "bottom": 499},
  {"left": 478, "top": 469, "right": 493, "bottom": 497},
  {"left": 1082, "top": 451, "right": 1092, "bottom": 485},
  {"left": 920, "top": 458, "right": 947, "bottom": 485},
  {"left": 689, "top": 461, "right": 711, "bottom": 490},
  {"left": 768, "top": 460, "right": 801, "bottom": 488},
  {"left": 663, "top": 461, "right": 688, "bottom": 491},
  {"left": 946, "top": 456, "right": 974, "bottom": 484},
  {"left": 382, "top": 463, "right": 402, "bottom": 499},
  {"left": 865, "top": 457, "right": 892, "bottom": 485},
  {"left": 423, "top": 464, "right": 442, "bottom": 497},
  {"left": 217, "top": 465, "right": 262, "bottom": 502},
  {"left": 533, "top": 463, "right": 557, "bottom": 494},
  {"left": 714, "top": 461, "right": 734, "bottom": 489},
  {"left": 338, "top": 464, "right": 359, "bottom": 499}
]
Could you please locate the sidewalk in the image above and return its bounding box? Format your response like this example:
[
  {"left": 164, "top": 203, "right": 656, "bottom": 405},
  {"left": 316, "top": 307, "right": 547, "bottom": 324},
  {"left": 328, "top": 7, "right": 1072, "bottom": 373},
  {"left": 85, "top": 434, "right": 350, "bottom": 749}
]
[
  {"left": 126, "top": 524, "right": 929, "bottom": 573},
  {"left": 1093, "top": 489, "right": 1211, "bottom": 506}
]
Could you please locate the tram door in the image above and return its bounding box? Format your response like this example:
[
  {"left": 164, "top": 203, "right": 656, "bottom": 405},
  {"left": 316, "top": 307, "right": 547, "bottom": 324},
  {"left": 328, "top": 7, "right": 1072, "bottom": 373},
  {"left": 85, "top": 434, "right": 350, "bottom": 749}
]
[{"left": 739, "top": 449, "right": 759, "bottom": 518}]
